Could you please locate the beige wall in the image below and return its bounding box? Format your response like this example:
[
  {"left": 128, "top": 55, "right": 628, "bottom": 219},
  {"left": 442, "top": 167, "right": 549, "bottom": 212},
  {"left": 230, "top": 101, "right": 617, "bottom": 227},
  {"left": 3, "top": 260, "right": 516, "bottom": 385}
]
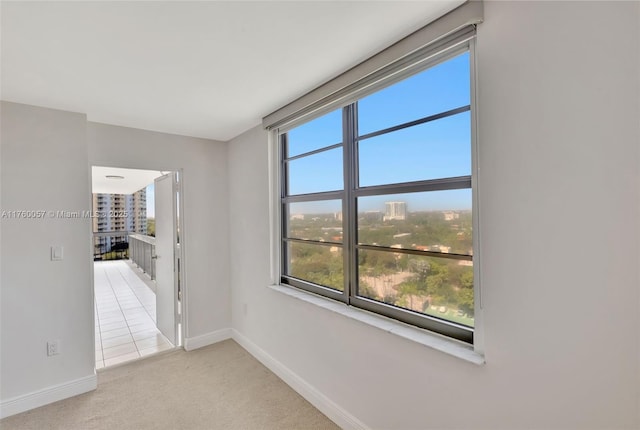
[
  {"left": 228, "top": 2, "right": 640, "bottom": 428},
  {"left": 87, "top": 121, "right": 231, "bottom": 340},
  {"left": 1, "top": 102, "right": 94, "bottom": 405},
  {"left": 0, "top": 104, "right": 231, "bottom": 416}
]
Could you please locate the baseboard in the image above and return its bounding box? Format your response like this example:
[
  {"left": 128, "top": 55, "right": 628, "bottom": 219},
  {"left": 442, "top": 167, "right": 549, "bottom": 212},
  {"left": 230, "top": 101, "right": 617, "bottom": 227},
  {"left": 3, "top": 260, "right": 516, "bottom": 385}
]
[
  {"left": 231, "top": 329, "right": 369, "bottom": 430},
  {"left": 0, "top": 374, "right": 97, "bottom": 419},
  {"left": 184, "top": 328, "right": 232, "bottom": 351}
]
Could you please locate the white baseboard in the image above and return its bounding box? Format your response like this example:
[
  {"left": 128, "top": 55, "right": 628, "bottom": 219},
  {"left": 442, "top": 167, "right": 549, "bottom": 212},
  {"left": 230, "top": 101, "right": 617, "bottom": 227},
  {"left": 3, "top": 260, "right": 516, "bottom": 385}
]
[
  {"left": 0, "top": 374, "right": 97, "bottom": 419},
  {"left": 184, "top": 328, "right": 232, "bottom": 351},
  {"left": 231, "top": 329, "right": 369, "bottom": 430}
]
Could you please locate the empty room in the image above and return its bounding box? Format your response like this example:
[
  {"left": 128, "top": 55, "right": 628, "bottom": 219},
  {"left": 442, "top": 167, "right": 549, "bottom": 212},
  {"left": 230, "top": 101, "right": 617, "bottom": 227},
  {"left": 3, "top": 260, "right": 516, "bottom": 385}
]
[{"left": 1, "top": 1, "right": 639, "bottom": 429}]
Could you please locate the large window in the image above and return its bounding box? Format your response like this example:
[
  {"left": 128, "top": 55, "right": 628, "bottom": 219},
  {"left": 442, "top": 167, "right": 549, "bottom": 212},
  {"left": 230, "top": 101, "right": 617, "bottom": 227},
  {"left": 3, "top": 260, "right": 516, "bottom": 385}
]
[{"left": 279, "top": 43, "right": 476, "bottom": 343}]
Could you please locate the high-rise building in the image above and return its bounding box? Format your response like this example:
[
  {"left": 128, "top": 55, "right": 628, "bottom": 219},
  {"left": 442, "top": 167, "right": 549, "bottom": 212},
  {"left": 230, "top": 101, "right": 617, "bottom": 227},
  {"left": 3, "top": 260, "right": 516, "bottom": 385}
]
[
  {"left": 93, "top": 188, "right": 147, "bottom": 256},
  {"left": 384, "top": 201, "right": 407, "bottom": 221}
]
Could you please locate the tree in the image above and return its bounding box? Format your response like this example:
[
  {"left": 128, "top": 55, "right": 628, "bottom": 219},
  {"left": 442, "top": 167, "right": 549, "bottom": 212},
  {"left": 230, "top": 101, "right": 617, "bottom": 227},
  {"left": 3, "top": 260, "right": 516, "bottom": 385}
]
[
  {"left": 457, "top": 287, "right": 474, "bottom": 317},
  {"left": 397, "top": 281, "right": 421, "bottom": 310},
  {"left": 146, "top": 218, "right": 155, "bottom": 236},
  {"left": 457, "top": 269, "right": 474, "bottom": 316},
  {"left": 358, "top": 281, "right": 378, "bottom": 300}
]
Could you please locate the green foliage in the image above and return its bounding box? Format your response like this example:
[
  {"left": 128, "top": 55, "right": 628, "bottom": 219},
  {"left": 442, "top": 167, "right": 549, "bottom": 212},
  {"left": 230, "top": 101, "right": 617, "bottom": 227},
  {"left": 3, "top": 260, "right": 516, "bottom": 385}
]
[
  {"left": 391, "top": 256, "right": 474, "bottom": 323},
  {"left": 396, "top": 281, "right": 422, "bottom": 309},
  {"left": 457, "top": 287, "right": 474, "bottom": 317},
  {"left": 147, "top": 218, "right": 155, "bottom": 237},
  {"left": 289, "top": 243, "right": 343, "bottom": 291},
  {"left": 286, "top": 210, "right": 475, "bottom": 326},
  {"left": 100, "top": 250, "right": 129, "bottom": 260},
  {"left": 357, "top": 281, "right": 376, "bottom": 299},
  {"left": 460, "top": 269, "right": 473, "bottom": 289},
  {"left": 357, "top": 210, "right": 472, "bottom": 254},
  {"left": 359, "top": 250, "right": 398, "bottom": 276}
]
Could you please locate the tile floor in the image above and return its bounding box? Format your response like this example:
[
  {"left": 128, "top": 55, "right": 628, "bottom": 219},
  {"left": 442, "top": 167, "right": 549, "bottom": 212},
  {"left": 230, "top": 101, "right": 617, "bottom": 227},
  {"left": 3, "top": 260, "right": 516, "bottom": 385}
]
[{"left": 94, "top": 260, "right": 173, "bottom": 369}]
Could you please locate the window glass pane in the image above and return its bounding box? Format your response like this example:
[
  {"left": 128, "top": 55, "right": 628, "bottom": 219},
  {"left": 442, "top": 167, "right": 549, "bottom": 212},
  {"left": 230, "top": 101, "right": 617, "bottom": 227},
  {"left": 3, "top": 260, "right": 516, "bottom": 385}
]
[
  {"left": 285, "top": 200, "right": 343, "bottom": 243},
  {"left": 358, "top": 52, "right": 470, "bottom": 136},
  {"left": 286, "top": 241, "right": 344, "bottom": 291},
  {"left": 279, "top": 43, "right": 475, "bottom": 342},
  {"left": 286, "top": 109, "right": 343, "bottom": 158},
  {"left": 358, "top": 249, "right": 473, "bottom": 327},
  {"left": 287, "top": 147, "right": 343, "bottom": 195},
  {"left": 357, "top": 189, "right": 472, "bottom": 255},
  {"left": 358, "top": 112, "right": 470, "bottom": 187}
]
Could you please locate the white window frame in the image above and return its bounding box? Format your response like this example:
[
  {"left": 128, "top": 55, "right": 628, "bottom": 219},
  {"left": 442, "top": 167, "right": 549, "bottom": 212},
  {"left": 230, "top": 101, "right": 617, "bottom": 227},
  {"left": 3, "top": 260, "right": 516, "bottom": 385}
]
[{"left": 265, "top": 1, "right": 485, "bottom": 357}]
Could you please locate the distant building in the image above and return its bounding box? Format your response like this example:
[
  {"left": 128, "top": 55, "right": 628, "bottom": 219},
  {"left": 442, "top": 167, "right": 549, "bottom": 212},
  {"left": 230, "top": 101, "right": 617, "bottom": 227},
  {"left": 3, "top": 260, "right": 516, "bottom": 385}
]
[
  {"left": 93, "top": 188, "right": 147, "bottom": 256},
  {"left": 384, "top": 201, "right": 407, "bottom": 221},
  {"left": 443, "top": 211, "right": 460, "bottom": 221},
  {"left": 290, "top": 214, "right": 305, "bottom": 220}
]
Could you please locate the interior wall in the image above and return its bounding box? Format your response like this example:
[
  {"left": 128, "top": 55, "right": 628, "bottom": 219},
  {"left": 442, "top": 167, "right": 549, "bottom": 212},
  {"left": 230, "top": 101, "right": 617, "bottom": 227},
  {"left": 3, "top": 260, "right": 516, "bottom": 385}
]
[
  {"left": 0, "top": 102, "right": 94, "bottom": 401},
  {"left": 87, "top": 122, "right": 230, "bottom": 339},
  {"left": 228, "top": 2, "right": 640, "bottom": 429},
  {"left": 0, "top": 104, "right": 230, "bottom": 413}
]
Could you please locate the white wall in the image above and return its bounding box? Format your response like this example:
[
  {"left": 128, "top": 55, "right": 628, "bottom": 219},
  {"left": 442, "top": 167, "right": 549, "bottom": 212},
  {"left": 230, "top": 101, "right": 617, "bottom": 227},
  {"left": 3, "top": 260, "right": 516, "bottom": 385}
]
[
  {"left": 228, "top": 2, "right": 640, "bottom": 429},
  {"left": 0, "top": 102, "right": 94, "bottom": 403},
  {"left": 87, "top": 122, "right": 230, "bottom": 340},
  {"left": 0, "top": 105, "right": 231, "bottom": 415}
]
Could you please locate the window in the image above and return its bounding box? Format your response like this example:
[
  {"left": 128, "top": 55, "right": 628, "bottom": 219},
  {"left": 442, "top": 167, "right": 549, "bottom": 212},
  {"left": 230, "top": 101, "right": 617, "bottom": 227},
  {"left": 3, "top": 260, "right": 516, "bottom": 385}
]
[{"left": 277, "top": 34, "right": 477, "bottom": 344}]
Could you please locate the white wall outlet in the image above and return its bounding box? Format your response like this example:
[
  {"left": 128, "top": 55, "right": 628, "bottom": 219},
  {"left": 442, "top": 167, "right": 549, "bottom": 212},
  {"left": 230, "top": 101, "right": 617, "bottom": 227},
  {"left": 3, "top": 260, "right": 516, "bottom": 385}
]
[
  {"left": 243, "top": 303, "right": 248, "bottom": 316},
  {"left": 47, "top": 340, "right": 60, "bottom": 356}
]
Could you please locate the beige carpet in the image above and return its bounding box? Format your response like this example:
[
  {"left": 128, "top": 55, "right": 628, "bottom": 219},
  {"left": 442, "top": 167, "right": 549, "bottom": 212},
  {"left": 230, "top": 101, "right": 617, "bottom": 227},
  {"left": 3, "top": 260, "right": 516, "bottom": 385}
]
[{"left": 1, "top": 340, "right": 340, "bottom": 430}]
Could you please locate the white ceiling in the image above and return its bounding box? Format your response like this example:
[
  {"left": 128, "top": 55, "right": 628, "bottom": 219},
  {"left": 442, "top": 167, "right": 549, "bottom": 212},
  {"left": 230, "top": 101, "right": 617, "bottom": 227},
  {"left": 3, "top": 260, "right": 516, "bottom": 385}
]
[
  {"left": 1, "top": 1, "right": 464, "bottom": 142},
  {"left": 92, "top": 166, "right": 164, "bottom": 195}
]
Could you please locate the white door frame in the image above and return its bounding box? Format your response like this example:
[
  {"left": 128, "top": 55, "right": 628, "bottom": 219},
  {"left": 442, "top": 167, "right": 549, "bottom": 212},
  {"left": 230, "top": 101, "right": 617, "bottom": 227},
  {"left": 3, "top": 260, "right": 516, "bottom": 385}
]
[
  {"left": 174, "top": 169, "right": 187, "bottom": 346},
  {"left": 90, "top": 165, "right": 187, "bottom": 354}
]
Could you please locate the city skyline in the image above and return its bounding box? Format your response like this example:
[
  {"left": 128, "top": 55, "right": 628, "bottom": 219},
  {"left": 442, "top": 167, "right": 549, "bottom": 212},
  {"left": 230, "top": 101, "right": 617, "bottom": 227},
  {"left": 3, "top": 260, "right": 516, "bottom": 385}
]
[{"left": 288, "top": 188, "right": 472, "bottom": 215}]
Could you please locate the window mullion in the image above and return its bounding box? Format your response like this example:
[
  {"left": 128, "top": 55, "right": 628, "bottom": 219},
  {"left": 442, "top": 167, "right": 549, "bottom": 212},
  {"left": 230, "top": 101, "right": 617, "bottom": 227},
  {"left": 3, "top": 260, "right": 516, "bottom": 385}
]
[
  {"left": 280, "top": 134, "right": 288, "bottom": 281},
  {"left": 280, "top": 133, "right": 288, "bottom": 198},
  {"left": 342, "top": 103, "right": 358, "bottom": 303}
]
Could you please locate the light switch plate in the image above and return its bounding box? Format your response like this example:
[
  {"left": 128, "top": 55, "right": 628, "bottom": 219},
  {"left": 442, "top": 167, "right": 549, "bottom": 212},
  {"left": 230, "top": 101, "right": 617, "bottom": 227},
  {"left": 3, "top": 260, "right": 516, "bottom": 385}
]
[{"left": 51, "top": 246, "right": 63, "bottom": 261}]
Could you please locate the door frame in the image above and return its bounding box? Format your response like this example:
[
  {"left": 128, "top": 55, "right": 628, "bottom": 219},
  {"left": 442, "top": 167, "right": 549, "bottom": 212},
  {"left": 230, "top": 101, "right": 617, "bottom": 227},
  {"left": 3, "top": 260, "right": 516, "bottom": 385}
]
[
  {"left": 90, "top": 165, "right": 187, "bottom": 356},
  {"left": 174, "top": 169, "right": 187, "bottom": 346}
]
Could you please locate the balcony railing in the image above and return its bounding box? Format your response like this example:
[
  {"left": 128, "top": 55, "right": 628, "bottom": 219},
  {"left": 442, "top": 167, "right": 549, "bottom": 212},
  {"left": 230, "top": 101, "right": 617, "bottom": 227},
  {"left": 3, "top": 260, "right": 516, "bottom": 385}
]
[
  {"left": 93, "top": 231, "right": 156, "bottom": 280},
  {"left": 93, "top": 231, "right": 129, "bottom": 261},
  {"left": 129, "top": 233, "right": 156, "bottom": 280}
]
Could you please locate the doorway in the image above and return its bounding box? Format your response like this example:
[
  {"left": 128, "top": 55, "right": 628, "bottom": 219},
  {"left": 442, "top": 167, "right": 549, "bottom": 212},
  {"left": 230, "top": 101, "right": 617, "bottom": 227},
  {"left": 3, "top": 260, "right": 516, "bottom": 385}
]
[{"left": 91, "top": 166, "right": 184, "bottom": 369}]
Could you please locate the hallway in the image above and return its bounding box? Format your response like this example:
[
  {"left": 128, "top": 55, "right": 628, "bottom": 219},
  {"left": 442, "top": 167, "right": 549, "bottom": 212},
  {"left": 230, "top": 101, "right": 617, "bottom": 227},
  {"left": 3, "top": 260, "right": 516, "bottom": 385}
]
[{"left": 94, "top": 260, "right": 173, "bottom": 368}]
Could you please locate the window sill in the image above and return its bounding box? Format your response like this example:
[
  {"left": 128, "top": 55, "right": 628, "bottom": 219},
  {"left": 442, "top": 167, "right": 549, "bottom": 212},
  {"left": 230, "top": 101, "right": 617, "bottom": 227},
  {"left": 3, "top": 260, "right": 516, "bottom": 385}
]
[{"left": 267, "top": 284, "right": 485, "bottom": 365}]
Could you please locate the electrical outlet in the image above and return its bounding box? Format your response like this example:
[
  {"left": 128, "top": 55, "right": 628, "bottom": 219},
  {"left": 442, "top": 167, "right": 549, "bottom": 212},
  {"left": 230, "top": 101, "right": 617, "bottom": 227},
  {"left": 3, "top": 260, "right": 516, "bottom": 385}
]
[
  {"left": 243, "top": 303, "right": 248, "bottom": 316},
  {"left": 47, "top": 340, "right": 60, "bottom": 356}
]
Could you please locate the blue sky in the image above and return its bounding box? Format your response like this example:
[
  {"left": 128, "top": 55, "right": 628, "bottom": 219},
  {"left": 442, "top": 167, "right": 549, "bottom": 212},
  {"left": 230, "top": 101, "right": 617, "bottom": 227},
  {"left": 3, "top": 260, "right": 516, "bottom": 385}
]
[
  {"left": 146, "top": 183, "right": 155, "bottom": 217},
  {"left": 286, "top": 52, "right": 472, "bottom": 213}
]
